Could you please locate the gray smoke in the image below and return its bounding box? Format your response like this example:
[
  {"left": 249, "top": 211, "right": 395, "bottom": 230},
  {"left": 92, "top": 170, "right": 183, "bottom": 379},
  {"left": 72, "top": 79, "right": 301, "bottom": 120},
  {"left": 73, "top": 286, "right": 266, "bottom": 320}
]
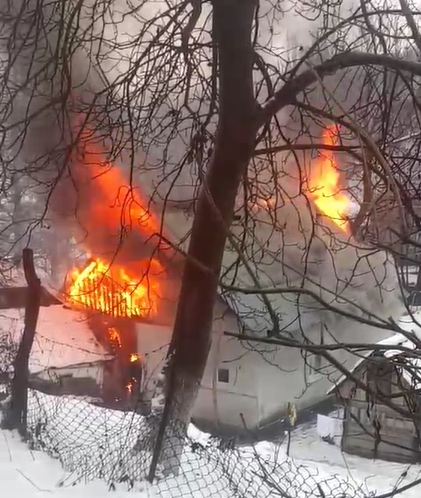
[
  {"left": 226, "top": 195, "right": 404, "bottom": 335},
  {"left": 0, "top": 0, "right": 406, "bottom": 333}
]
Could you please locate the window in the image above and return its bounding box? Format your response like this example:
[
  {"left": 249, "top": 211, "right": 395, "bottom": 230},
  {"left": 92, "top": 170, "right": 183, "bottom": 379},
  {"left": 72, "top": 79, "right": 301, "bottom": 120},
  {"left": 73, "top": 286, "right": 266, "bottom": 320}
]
[{"left": 217, "top": 368, "right": 229, "bottom": 384}]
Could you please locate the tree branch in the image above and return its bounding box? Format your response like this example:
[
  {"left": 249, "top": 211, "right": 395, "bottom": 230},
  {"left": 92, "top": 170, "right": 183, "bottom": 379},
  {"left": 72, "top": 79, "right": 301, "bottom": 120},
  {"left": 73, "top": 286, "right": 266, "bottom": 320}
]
[
  {"left": 221, "top": 283, "right": 404, "bottom": 332},
  {"left": 223, "top": 331, "right": 419, "bottom": 357},
  {"left": 253, "top": 142, "right": 363, "bottom": 161},
  {"left": 399, "top": 0, "right": 421, "bottom": 55},
  {"left": 259, "top": 51, "right": 421, "bottom": 127}
]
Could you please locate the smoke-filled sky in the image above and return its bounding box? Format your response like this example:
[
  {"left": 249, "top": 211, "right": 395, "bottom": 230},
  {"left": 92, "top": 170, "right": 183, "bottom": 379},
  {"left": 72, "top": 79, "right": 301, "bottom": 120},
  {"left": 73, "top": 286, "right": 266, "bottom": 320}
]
[{"left": 0, "top": 0, "right": 409, "bottom": 332}]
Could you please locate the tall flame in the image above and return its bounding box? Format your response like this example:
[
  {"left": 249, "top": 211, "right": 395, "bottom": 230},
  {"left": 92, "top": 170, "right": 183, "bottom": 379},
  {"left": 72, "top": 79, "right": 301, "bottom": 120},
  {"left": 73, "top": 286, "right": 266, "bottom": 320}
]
[
  {"left": 67, "top": 258, "right": 160, "bottom": 318},
  {"left": 63, "top": 120, "right": 169, "bottom": 320},
  {"left": 65, "top": 119, "right": 171, "bottom": 257},
  {"left": 108, "top": 327, "right": 122, "bottom": 348},
  {"left": 309, "top": 126, "right": 351, "bottom": 231}
]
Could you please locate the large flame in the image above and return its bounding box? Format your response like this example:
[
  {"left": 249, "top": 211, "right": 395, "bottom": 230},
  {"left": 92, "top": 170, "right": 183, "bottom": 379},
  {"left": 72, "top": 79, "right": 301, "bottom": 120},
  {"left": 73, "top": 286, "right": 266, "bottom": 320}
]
[
  {"left": 67, "top": 258, "right": 161, "bottom": 318},
  {"left": 108, "top": 327, "right": 122, "bottom": 348},
  {"left": 309, "top": 126, "right": 351, "bottom": 231},
  {"left": 63, "top": 120, "right": 168, "bottom": 321},
  {"left": 79, "top": 144, "right": 159, "bottom": 244},
  {"left": 56, "top": 117, "right": 172, "bottom": 267}
]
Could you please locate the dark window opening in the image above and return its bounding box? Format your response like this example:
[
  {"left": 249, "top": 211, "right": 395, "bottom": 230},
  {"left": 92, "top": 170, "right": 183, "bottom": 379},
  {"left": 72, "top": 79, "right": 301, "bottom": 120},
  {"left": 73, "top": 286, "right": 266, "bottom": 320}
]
[{"left": 218, "top": 368, "right": 229, "bottom": 384}]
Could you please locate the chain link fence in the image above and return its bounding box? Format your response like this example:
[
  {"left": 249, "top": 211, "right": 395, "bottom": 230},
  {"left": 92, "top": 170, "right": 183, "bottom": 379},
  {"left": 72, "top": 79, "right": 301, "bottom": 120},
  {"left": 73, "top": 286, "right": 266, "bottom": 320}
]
[
  {"left": 3, "top": 389, "right": 368, "bottom": 498},
  {"left": 0, "top": 313, "right": 408, "bottom": 498}
]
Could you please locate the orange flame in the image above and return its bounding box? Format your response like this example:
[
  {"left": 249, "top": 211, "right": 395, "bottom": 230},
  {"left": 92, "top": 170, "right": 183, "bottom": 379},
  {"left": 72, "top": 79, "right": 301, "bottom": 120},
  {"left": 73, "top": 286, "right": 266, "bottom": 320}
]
[
  {"left": 67, "top": 258, "right": 160, "bottom": 318},
  {"left": 309, "top": 126, "right": 350, "bottom": 231},
  {"left": 130, "top": 353, "right": 140, "bottom": 363},
  {"left": 70, "top": 122, "right": 168, "bottom": 251},
  {"left": 108, "top": 327, "right": 122, "bottom": 348},
  {"left": 63, "top": 121, "right": 168, "bottom": 321}
]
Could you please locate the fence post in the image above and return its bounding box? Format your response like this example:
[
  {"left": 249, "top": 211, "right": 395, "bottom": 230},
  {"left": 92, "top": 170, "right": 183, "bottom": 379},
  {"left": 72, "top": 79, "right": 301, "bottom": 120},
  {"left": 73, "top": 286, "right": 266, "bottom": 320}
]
[{"left": 9, "top": 248, "right": 41, "bottom": 436}]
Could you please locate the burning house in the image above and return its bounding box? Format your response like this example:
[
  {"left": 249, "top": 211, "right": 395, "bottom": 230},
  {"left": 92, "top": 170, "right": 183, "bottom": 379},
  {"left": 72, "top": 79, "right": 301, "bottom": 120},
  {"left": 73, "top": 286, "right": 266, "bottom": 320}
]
[
  {"left": 35, "top": 120, "right": 404, "bottom": 435},
  {"left": 0, "top": 0, "right": 410, "bottom": 437},
  {"left": 62, "top": 259, "right": 168, "bottom": 409}
]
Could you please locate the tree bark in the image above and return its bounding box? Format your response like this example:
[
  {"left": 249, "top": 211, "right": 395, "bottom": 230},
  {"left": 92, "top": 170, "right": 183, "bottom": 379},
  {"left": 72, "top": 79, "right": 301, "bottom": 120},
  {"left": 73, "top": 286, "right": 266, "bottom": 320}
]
[
  {"left": 148, "top": 0, "right": 258, "bottom": 479},
  {"left": 6, "top": 249, "right": 41, "bottom": 436}
]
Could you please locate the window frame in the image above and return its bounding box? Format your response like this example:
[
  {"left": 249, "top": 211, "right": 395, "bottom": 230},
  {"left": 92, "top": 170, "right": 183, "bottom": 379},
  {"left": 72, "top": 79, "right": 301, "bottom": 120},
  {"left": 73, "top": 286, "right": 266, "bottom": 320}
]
[{"left": 217, "top": 367, "right": 230, "bottom": 384}]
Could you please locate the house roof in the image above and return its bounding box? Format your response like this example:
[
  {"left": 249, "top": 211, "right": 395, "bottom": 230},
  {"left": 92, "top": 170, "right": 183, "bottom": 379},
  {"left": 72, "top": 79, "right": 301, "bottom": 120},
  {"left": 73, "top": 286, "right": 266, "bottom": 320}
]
[
  {"left": 0, "top": 305, "right": 111, "bottom": 374},
  {"left": 161, "top": 200, "right": 404, "bottom": 335},
  {"left": 327, "top": 317, "right": 421, "bottom": 396}
]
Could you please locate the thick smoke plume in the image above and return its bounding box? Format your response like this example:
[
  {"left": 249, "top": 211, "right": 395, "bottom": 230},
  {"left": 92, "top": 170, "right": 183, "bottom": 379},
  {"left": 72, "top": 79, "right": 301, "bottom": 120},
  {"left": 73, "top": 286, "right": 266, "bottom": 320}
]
[{"left": 0, "top": 0, "right": 405, "bottom": 338}]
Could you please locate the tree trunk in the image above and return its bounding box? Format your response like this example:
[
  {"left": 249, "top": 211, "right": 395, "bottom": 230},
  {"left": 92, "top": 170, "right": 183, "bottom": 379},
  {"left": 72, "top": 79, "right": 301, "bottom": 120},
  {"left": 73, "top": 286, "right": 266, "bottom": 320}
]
[
  {"left": 148, "top": 0, "right": 258, "bottom": 479},
  {"left": 5, "top": 249, "right": 41, "bottom": 436}
]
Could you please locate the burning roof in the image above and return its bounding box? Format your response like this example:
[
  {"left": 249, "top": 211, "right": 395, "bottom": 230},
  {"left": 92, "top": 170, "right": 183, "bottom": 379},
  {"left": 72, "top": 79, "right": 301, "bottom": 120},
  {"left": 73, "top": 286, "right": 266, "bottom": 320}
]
[
  {"left": 132, "top": 124, "right": 397, "bottom": 337},
  {"left": 217, "top": 126, "right": 402, "bottom": 335},
  {"left": 53, "top": 121, "right": 179, "bottom": 324},
  {"left": 66, "top": 258, "right": 161, "bottom": 319},
  {"left": 52, "top": 118, "right": 402, "bottom": 337}
]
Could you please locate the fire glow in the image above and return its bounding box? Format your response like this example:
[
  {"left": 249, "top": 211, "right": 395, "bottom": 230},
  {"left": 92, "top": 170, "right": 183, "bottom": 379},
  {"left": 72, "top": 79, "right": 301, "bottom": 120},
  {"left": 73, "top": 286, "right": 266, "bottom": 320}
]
[
  {"left": 67, "top": 258, "right": 160, "bottom": 318},
  {"left": 308, "top": 125, "right": 351, "bottom": 232},
  {"left": 73, "top": 124, "right": 164, "bottom": 247},
  {"left": 108, "top": 327, "right": 122, "bottom": 348},
  {"left": 130, "top": 353, "right": 140, "bottom": 363},
  {"left": 63, "top": 121, "right": 167, "bottom": 320}
]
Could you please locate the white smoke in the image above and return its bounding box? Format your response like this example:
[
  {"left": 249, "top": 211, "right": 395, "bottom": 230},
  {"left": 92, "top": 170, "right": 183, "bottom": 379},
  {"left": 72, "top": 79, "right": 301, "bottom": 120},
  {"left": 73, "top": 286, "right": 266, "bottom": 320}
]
[
  {"left": 226, "top": 194, "right": 404, "bottom": 335},
  {"left": 1, "top": 0, "right": 407, "bottom": 336},
  {"left": 70, "top": 0, "right": 405, "bottom": 336}
]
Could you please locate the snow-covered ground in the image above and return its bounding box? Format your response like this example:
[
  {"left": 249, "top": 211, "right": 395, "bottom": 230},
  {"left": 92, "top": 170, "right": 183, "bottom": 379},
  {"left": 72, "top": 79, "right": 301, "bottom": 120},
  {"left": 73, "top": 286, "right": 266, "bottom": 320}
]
[
  {"left": 0, "top": 430, "right": 152, "bottom": 497},
  {"left": 0, "top": 389, "right": 418, "bottom": 497},
  {"left": 2, "top": 409, "right": 421, "bottom": 497},
  {"left": 1, "top": 294, "right": 421, "bottom": 496},
  {"left": 267, "top": 422, "right": 421, "bottom": 498}
]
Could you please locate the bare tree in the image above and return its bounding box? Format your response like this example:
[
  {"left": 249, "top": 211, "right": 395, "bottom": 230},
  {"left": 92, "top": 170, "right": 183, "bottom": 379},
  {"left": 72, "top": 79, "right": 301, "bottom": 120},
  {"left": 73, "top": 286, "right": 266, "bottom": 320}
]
[
  {"left": 149, "top": 0, "right": 421, "bottom": 475},
  {"left": 4, "top": 0, "right": 421, "bottom": 484}
]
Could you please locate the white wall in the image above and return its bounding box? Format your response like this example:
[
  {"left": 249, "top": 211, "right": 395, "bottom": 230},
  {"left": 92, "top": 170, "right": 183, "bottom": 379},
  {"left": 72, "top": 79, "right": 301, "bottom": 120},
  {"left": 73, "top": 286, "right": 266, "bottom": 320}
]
[
  {"left": 193, "top": 300, "right": 259, "bottom": 430},
  {"left": 135, "top": 297, "right": 399, "bottom": 432},
  {"left": 134, "top": 299, "right": 260, "bottom": 430}
]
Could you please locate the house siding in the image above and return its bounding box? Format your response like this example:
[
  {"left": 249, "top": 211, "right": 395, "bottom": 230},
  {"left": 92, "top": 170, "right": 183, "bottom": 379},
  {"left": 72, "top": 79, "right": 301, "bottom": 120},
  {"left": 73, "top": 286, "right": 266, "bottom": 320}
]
[
  {"left": 134, "top": 299, "right": 260, "bottom": 430},
  {"left": 134, "top": 303, "right": 398, "bottom": 433},
  {"left": 338, "top": 361, "right": 421, "bottom": 463},
  {"left": 255, "top": 321, "right": 395, "bottom": 428}
]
